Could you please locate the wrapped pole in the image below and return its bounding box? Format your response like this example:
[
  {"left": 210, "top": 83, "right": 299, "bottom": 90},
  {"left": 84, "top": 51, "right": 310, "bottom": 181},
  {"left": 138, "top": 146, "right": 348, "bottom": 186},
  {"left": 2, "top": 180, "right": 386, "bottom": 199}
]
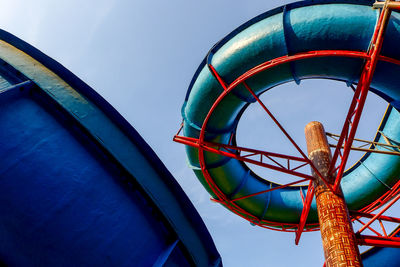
[{"left": 305, "top": 121, "right": 362, "bottom": 267}]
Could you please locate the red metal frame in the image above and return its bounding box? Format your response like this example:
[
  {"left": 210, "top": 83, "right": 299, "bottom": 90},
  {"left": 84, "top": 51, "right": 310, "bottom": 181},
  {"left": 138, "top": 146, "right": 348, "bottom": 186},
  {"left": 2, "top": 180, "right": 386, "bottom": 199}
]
[
  {"left": 174, "top": 0, "right": 400, "bottom": 248},
  {"left": 329, "top": 3, "right": 392, "bottom": 193},
  {"left": 351, "top": 191, "right": 400, "bottom": 248},
  {"left": 360, "top": 179, "right": 400, "bottom": 214},
  {"left": 295, "top": 181, "right": 315, "bottom": 244},
  {"left": 175, "top": 135, "right": 313, "bottom": 180}
]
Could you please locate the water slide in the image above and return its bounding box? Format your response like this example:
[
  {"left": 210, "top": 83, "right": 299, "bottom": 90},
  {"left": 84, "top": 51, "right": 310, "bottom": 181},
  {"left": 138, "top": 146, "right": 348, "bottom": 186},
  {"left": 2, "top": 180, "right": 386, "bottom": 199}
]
[
  {"left": 361, "top": 226, "right": 400, "bottom": 266},
  {"left": 0, "top": 30, "right": 221, "bottom": 266},
  {"left": 180, "top": 0, "right": 400, "bottom": 264}
]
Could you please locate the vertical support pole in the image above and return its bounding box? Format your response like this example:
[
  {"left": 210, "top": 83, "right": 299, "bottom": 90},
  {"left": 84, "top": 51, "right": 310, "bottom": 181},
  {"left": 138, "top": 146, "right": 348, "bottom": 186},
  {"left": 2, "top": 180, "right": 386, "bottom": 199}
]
[{"left": 305, "top": 121, "right": 362, "bottom": 267}]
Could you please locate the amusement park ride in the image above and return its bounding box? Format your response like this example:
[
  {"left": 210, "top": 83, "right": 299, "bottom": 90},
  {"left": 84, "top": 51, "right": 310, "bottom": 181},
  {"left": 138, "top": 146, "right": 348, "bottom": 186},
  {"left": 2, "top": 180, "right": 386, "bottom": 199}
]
[{"left": 174, "top": 0, "right": 400, "bottom": 265}]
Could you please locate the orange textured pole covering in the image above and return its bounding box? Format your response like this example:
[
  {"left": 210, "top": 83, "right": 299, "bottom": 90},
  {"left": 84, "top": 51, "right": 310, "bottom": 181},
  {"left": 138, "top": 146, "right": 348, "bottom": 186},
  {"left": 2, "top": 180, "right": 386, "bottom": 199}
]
[{"left": 305, "top": 121, "right": 362, "bottom": 267}]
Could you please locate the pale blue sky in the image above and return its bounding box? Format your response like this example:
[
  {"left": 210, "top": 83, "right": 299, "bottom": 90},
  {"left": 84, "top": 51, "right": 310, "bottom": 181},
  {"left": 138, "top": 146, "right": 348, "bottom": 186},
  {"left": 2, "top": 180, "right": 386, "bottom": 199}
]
[{"left": 0, "top": 1, "right": 390, "bottom": 266}]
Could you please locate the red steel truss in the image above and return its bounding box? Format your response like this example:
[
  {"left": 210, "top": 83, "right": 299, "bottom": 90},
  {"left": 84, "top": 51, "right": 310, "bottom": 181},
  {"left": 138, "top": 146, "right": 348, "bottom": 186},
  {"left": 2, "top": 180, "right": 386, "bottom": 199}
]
[
  {"left": 328, "top": 0, "right": 392, "bottom": 193},
  {"left": 174, "top": 0, "right": 400, "bottom": 248}
]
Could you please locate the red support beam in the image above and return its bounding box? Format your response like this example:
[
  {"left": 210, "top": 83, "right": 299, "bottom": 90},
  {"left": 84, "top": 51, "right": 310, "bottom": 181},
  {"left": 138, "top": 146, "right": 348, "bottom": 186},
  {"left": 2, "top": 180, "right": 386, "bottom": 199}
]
[
  {"left": 354, "top": 218, "right": 383, "bottom": 237},
  {"left": 295, "top": 181, "right": 315, "bottom": 245},
  {"left": 243, "top": 82, "right": 307, "bottom": 159},
  {"left": 350, "top": 210, "right": 400, "bottom": 224},
  {"left": 231, "top": 178, "right": 309, "bottom": 202},
  {"left": 359, "top": 178, "right": 400, "bottom": 214},
  {"left": 243, "top": 82, "right": 334, "bottom": 192},
  {"left": 174, "top": 135, "right": 314, "bottom": 180},
  {"left": 356, "top": 192, "right": 400, "bottom": 235},
  {"left": 329, "top": 3, "right": 393, "bottom": 192},
  {"left": 357, "top": 235, "right": 400, "bottom": 248}
]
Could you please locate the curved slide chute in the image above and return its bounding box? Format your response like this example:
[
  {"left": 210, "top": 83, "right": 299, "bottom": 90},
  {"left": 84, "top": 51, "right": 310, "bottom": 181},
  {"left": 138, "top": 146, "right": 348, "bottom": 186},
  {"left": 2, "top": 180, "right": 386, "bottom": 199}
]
[
  {"left": 182, "top": 0, "right": 400, "bottom": 230},
  {"left": 362, "top": 238, "right": 400, "bottom": 266},
  {"left": 0, "top": 30, "right": 221, "bottom": 266}
]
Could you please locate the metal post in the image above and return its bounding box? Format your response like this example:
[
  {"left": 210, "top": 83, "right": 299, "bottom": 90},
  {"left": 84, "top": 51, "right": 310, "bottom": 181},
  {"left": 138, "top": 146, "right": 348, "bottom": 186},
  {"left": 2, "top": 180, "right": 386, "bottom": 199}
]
[{"left": 305, "top": 121, "right": 362, "bottom": 267}]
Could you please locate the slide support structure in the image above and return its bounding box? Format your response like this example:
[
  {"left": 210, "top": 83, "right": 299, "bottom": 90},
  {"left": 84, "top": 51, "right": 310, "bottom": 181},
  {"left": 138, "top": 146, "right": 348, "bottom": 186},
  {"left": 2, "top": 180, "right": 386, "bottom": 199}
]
[
  {"left": 176, "top": 0, "right": 400, "bottom": 259},
  {"left": 305, "top": 122, "right": 362, "bottom": 267}
]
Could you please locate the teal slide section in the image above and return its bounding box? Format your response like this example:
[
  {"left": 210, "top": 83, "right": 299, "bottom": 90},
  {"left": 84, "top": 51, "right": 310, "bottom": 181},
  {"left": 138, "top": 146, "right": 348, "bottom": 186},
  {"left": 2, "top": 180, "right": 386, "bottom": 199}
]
[{"left": 182, "top": 0, "right": 400, "bottom": 227}]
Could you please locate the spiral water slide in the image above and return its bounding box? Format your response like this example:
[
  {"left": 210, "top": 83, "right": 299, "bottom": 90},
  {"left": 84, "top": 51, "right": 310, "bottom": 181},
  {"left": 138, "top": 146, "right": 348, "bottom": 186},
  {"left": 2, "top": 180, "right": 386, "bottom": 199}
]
[{"left": 177, "top": 0, "right": 400, "bottom": 264}]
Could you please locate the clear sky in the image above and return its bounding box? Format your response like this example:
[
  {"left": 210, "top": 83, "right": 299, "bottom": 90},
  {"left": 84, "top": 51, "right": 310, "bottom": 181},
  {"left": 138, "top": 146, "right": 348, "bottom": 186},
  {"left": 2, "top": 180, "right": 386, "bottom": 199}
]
[{"left": 0, "top": 1, "right": 391, "bottom": 266}]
